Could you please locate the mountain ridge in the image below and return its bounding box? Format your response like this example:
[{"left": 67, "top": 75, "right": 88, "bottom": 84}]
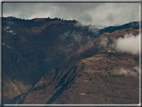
[
  {"left": 2, "top": 17, "right": 141, "bottom": 104},
  {"left": 8, "top": 27, "right": 140, "bottom": 104}
]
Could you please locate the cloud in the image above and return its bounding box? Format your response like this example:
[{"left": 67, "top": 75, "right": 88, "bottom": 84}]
[
  {"left": 59, "top": 31, "right": 82, "bottom": 43},
  {"left": 114, "top": 67, "right": 139, "bottom": 77},
  {"left": 72, "top": 31, "right": 82, "bottom": 43},
  {"left": 59, "top": 30, "right": 93, "bottom": 43},
  {"left": 3, "top": 3, "right": 139, "bottom": 27},
  {"left": 115, "top": 33, "right": 140, "bottom": 55},
  {"left": 100, "top": 37, "right": 108, "bottom": 48},
  {"left": 87, "top": 3, "right": 139, "bottom": 26},
  {"left": 99, "top": 33, "right": 140, "bottom": 55}
]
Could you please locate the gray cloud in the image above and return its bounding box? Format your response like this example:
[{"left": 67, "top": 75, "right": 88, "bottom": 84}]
[{"left": 3, "top": 3, "right": 140, "bottom": 27}]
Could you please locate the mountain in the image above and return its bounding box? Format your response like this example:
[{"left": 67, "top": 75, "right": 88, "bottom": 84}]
[
  {"left": 2, "top": 17, "right": 140, "bottom": 104},
  {"left": 10, "top": 27, "right": 140, "bottom": 104},
  {"left": 98, "top": 21, "right": 140, "bottom": 34},
  {"left": 2, "top": 17, "right": 97, "bottom": 103}
]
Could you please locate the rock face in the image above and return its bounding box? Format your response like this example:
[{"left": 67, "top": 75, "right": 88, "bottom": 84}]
[{"left": 2, "top": 17, "right": 140, "bottom": 104}]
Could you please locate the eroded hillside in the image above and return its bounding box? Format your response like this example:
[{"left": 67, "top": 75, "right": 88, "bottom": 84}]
[
  {"left": 10, "top": 27, "right": 140, "bottom": 104},
  {"left": 3, "top": 17, "right": 97, "bottom": 102}
]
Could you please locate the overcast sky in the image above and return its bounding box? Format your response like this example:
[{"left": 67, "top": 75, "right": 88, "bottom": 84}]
[{"left": 2, "top": 2, "right": 141, "bottom": 27}]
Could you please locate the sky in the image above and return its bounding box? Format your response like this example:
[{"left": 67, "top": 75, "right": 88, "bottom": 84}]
[{"left": 2, "top": 2, "right": 140, "bottom": 27}]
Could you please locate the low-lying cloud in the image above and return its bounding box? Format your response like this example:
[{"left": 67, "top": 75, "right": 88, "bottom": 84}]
[
  {"left": 115, "top": 33, "right": 139, "bottom": 55},
  {"left": 59, "top": 31, "right": 93, "bottom": 43},
  {"left": 99, "top": 33, "right": 140, "bottom": 55},
  {"left": 59, "top": 31, "right": 82, "bottom": 43},
  {"left": 100, "top": 37, "right": 108, "bottom": 48},
  {"left": 114, "top": 66, "right": 139, "bottom": 77}
]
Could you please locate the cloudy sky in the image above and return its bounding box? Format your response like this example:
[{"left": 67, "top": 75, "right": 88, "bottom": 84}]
[
  {"left": 2, "top": 2, "right": 140, "bottom": 27},
  {"left": 2, "top": 2, "right": 141, "bottom": 27}
]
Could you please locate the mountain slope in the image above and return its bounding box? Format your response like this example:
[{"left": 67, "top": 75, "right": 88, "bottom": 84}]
[
  {"left": 2, "top": 17, "right": 97, "bottom": 102},
  {"left": 11, "top": 27, "right": 140, "bottom": 104}
]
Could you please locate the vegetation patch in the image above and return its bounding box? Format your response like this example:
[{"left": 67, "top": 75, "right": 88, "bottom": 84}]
[
  {"left": 87, "top": 92, "right": 92, "bottom": 94},
  {"left": 89, "top": 78, "right": 92, "bottom": 81},
  {"left": 108, "top": 62, "right": 111, "bottom": 65}
]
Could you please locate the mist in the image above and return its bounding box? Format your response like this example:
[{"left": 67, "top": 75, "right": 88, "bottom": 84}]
[
  {"left": 114, "top": 67, "right": 139, "bottom": 77},
  {"left": 100, "top": 37, "right": 108, "bottom": 48},
  {"left": 115, "top": 33, "right": 140, "bottom": 55},
  {"left": 99, "top": 33, "right": 140, "bottom": 55}
]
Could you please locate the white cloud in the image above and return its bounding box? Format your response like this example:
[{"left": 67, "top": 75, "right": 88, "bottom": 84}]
[
  {"left": 114, "top": 67, "right": 139, "bottom": 77},
  {"left": 98, "top": 32, "right": 140, "bottom": 55},
  {"left": 115, "top": 33, "right": 139, "bottom": 55}
]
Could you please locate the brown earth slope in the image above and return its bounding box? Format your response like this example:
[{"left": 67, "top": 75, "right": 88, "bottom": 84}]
[
  {"left": 11, "top": 27, "right": 140, "bottom": 104},
  {"left": 3, "top": 17, "right": 97, "bottom": 102}
]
